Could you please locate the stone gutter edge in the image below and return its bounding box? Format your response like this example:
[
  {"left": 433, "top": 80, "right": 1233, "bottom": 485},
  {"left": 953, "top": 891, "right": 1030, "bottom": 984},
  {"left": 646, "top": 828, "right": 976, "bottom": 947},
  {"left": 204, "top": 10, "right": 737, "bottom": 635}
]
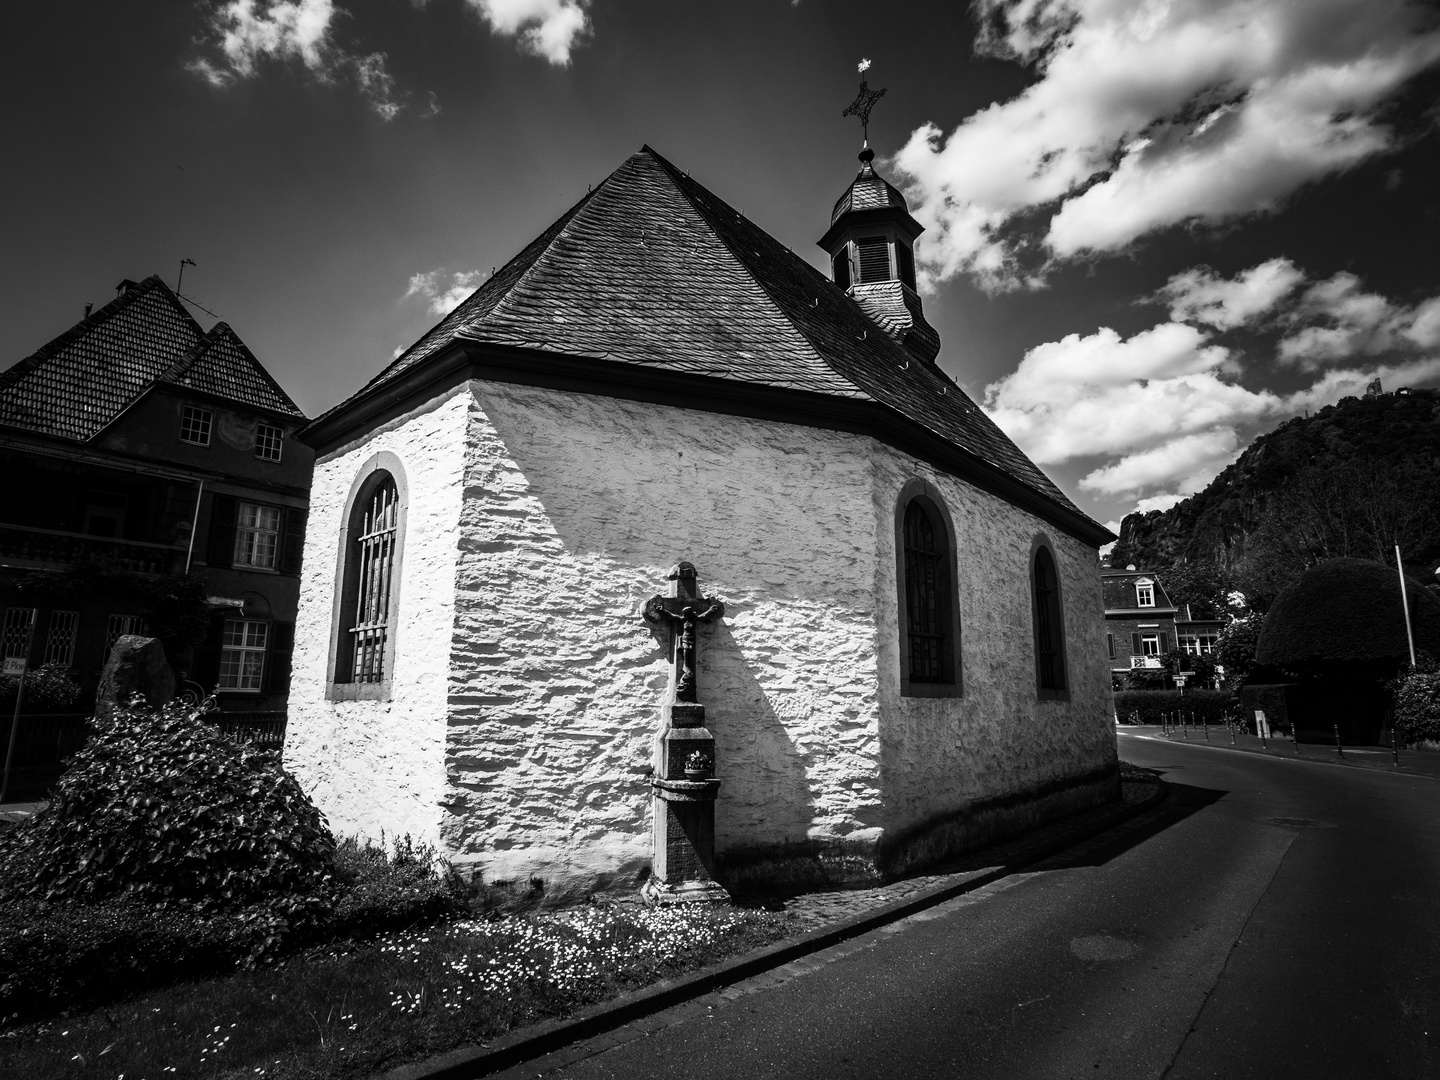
[{"left": 378, "top": 779, "right": 1168, "bottom": 1080}]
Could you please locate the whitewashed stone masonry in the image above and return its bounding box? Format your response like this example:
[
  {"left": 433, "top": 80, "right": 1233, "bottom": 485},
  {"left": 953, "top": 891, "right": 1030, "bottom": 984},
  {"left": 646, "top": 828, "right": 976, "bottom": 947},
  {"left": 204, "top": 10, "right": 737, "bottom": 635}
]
[{"left": 287, "top": 379, "right": 1115, "bottom": 899}]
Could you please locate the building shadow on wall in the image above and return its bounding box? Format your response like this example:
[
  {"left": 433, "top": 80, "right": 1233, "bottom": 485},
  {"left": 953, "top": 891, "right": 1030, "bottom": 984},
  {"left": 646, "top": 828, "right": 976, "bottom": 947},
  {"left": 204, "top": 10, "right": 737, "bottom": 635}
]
[{"left": 699, "top": 618, "right": 830, "bottom": 896}]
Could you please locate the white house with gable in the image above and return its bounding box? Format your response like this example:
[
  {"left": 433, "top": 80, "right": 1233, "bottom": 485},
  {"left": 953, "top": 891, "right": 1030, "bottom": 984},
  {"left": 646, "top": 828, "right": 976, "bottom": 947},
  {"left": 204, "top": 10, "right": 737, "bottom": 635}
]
[{"left": 287, "top": 144, "right": 1118, "bottom": 900}]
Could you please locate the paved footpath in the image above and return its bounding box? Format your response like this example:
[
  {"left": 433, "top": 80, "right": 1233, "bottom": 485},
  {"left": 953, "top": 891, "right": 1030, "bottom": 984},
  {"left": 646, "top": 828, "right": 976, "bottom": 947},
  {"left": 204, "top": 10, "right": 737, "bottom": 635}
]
[{"left": 1122, "top": 723, "right": 1440, "bottom": 779}]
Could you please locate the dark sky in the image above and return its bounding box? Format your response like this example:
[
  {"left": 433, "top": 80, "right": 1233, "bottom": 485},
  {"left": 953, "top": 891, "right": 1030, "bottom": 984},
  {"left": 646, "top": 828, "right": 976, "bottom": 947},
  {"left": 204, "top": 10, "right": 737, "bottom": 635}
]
[{"left": 4, "top": 0, "right": 1438, "bottom": 532}]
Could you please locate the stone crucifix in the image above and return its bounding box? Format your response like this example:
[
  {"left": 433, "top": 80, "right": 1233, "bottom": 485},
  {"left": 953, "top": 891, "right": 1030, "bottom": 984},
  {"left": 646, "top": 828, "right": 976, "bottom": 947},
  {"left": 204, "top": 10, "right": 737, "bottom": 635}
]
[
  {"left": 643, "top": 562, "right": 725, "bottom": 704},
  {"left": 640, "top": 561, "right": 728, "bottom": 901}
]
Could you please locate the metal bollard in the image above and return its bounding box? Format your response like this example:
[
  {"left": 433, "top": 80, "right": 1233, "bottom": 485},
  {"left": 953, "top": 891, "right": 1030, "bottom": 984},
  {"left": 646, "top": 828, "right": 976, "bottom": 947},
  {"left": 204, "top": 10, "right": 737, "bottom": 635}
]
[
  {"left": 1392, "top": 724, "right": 1400, "bottom": 767},
  {"left": 1202, "top": 712, "right": 1208, "bottom": 741},
  {"left": 1293, "top": 719, "right": 1300, "bottom": 754},
  {"left": 1229, "top": 719, "right": 1236, "bottom": 745},
  {"left": 1334, "top": 723, "right": 1344, "bottom": 759}
]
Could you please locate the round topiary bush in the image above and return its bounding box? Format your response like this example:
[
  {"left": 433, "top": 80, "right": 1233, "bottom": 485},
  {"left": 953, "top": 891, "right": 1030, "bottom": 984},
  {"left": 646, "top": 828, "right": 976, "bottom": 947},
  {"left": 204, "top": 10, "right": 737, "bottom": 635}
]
[
  {"left": 1255, "top": 558, "right": 1440, "bottom": 675},
  {"left": 2, "top": 698, "right": 337, "bottom": 915},
  {"left": 1394, "top": 672, "right": 1440, "bottom": 746}
]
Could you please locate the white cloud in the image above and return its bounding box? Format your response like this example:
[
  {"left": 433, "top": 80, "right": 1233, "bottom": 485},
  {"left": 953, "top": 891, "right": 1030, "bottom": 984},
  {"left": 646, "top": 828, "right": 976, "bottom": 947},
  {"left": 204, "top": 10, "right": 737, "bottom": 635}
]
[
  {"left": 1080, "top": 429, "right": 1241, "bottom": 495},
  {"left": 892, "top": 0, "right": 1440, "bottom": 288},
  {"left": 1156, "top": 258, "right": 1305, "bottom": 330},
  {"left": 1133, "top": 494, "right": 1189, "bottom": 516},
  {"left": 1277, "top": 273, "right": 1440, "bottom": 368},
  {"left": 190, "top": 0, "right": 403, "bottom": 119},
  {"left": 406, "top": 269, "right": 485, "bottom": 316},
  {"left": 463, "top": 0, "right": 591, "bottom": 66},
  {"left": 987, "top": 267, "right": 1440, "bottom": 508}
]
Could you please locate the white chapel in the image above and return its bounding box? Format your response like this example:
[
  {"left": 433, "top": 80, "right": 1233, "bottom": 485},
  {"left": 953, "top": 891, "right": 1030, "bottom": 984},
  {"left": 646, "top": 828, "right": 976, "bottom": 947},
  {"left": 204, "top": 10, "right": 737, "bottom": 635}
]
[{"left": 286, "top": 143, "right": 1118, "bottom": 899}]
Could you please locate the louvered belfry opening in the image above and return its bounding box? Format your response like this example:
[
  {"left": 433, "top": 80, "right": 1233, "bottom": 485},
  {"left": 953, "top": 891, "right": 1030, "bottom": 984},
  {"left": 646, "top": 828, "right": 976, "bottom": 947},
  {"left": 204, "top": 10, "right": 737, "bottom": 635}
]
[
  {"left": 904, "top": 500, "right": 948, "bottom": 682},
  {"left": 1033, "top": 548, "right": 1064, "bottom": 690},
  {"left": 350, "top": 476, "right": 398, "bottom": 682},
  {"left": 857, "top": 237, "right": 890, "bottom": 284}
]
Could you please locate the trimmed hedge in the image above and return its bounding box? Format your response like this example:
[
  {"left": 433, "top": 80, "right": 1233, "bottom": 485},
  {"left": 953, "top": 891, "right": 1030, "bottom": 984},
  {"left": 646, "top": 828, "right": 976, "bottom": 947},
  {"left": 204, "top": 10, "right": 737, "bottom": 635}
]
[
  {"left": 1114, "top": 689, "right": 1237, "bottom": 726},
  {"left": 1394, "top": 672, "right": 1440, "bottom": 745}
]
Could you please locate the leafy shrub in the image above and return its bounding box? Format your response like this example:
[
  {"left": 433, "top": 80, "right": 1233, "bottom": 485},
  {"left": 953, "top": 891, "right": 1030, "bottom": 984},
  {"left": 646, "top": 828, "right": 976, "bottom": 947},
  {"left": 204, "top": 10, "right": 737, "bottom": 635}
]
[
  {"left": 0, "top": 697, "right": 336, "bottom": 917},
  {"left": 1113, "top": 689, "right": 1236, "bottom": 726},
  {"left": 1394, "top": 672, "right": 1440, "bottom": 745},
  {"left": 0, "top": 663, "right": 82, "bottom": 712},
  {"left": 330, "top": 834, "right": 465, "bottom": 938},
  {"left": 0, "top": 897, "right": 246, "bottom": 1020}
]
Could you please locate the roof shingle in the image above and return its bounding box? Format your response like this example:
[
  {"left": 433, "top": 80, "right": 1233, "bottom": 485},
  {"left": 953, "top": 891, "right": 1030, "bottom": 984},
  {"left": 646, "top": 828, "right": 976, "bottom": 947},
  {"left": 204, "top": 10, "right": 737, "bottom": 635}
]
[
  {"left": 0, "top": 276, "right": 302, "bottom": 440},
  {"left": 318, "top": 147, "right": 1093, "bottom": 526}
]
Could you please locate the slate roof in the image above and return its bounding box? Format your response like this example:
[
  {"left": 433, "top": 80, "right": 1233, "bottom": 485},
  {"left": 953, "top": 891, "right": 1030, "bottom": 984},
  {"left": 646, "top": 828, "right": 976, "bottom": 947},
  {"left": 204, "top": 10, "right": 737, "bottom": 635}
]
[
  {"left": 830, "top": 159, "right": 909, "bottom": 224},
  {"left": 0, "top": 276, "right": 302, "bottom": 441},
  {"left": 328, "top": 146, "right": 1092, "bottom": 526},
  {"left": 1102, "top": 572, "right": 1176, "bottom": 610}
]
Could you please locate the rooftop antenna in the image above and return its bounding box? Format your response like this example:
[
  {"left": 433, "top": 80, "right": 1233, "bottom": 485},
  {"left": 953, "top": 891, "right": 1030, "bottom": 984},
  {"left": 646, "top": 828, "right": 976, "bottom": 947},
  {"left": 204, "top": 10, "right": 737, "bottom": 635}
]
[
  {"left": 842, "top": 59, "right": 887, "bottom": 153},
  {"left": 176, "top": 257, "right": 196, "bottom": 295}
]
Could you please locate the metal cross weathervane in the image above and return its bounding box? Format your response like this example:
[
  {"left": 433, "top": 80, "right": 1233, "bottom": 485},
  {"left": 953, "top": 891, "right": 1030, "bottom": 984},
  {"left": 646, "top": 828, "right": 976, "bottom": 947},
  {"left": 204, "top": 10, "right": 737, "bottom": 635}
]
[{"left": 842, "top": 59, "right": 887, "bottom": 146}]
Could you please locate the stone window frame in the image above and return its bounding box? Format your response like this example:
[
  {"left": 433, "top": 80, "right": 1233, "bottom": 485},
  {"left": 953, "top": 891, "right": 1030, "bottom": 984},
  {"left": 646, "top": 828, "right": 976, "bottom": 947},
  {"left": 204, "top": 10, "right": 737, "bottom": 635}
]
[
  {"left": 326, "top": 451, "right": 409, "bottom": 702},
  {"left": 894, "top": 478, "right": 963, "bottom": 698},
  {"left": 1030, "top": 534, "right": 1070, "bottom": 702}
]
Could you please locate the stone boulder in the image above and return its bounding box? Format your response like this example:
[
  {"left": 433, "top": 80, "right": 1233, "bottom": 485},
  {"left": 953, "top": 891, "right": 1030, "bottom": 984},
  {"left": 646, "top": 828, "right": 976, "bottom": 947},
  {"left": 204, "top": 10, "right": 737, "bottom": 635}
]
[{"left": 95, "top": 635, "right": 176, "bottom": 719}]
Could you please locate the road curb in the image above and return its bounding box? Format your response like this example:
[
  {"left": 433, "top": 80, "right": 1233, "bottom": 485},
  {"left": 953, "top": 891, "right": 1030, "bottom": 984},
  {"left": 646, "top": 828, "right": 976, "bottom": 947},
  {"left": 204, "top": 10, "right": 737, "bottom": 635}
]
[{"left": 378, "top": 779, "right": 1169, "bottom": 1080}]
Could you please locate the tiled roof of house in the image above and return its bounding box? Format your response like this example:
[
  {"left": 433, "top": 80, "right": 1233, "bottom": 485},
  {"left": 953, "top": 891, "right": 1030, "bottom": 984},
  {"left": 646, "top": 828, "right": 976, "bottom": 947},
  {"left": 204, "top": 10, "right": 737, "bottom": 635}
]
[
  {"left": 1102, "top": 572, "right": 1175, "bottom": 610},
  {"left": 0, "top": 276, "right": 302, "bottom": 441},
  {"left": 330, "top": 146, "right": 1089, "bottom": 523}
]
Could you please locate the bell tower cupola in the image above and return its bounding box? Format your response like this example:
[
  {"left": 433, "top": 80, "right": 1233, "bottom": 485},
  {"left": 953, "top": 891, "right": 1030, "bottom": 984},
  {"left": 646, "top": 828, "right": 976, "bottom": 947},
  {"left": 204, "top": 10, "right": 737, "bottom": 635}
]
[{"left": 819, "top": 65, "right": 940, "bottom": 365}]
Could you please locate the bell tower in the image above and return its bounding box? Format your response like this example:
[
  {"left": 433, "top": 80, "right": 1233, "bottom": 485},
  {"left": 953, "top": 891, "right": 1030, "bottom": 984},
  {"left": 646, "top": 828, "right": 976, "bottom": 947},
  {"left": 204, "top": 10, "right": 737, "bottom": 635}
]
[{"left": 819, "top": 66, "right": 940, "bottom": 365}]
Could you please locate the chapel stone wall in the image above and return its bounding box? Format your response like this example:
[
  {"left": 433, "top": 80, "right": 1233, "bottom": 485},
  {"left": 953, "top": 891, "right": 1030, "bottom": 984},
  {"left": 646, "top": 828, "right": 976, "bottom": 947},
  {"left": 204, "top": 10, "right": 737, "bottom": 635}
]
[
  {"left": 870, "top": 447, "right": 1117, "bottom": 873},
  {"left": 442, "top": 380, "right": 887, "bottom": 899},
  {"left": 285, "top": 388, "right": 470, "bottom": 851}
]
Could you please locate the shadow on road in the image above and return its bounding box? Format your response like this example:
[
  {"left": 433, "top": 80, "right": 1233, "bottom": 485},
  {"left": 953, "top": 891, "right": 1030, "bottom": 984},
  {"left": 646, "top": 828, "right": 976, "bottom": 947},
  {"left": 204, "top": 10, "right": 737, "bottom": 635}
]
[{"left": 1019, "top": 781, "right": 1228, "bottom": 874}]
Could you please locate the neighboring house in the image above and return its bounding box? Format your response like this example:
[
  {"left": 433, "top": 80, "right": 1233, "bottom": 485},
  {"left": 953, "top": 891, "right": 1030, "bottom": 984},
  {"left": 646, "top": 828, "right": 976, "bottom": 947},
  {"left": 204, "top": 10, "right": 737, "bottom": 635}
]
[
  {"left": 0, "top": 275, "right": 312, "bottom": 715},
  {"left": 288, "top": 144, "right": 1118, "bottom": 899},
  {"left": 1102, "top": 567, "right": 1224, "bottom": 685}
]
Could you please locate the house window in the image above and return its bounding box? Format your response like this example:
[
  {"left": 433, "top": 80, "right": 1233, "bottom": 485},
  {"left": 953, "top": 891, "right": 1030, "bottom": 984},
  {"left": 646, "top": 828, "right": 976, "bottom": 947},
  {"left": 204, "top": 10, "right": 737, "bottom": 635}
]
[
  {"left": 857, "top": 237, "right": 890, "bottom": 283},
  {"left": 1136, "top": 582, "right": 1155, "bottom": 607},
  {"left": 1180, "top": 632, "right": 1218, "bottom": 655},
  {"left": 1140, "top": 634, "right": 1160, "bottom": 656},
  {"left": 234, "top": 502, "right": 281, "bottom": 568},
  {"left": 44, "top": 611, "right": 79, "bottom": 666},
  {"left": 180, "top": 406, "right": 213, "bottom": 445},
  {"left": 1032, "top": 546, "right": 1066, "bottom": 694},
  {"left": 105, "top": 613, "right": 148, "bottom": 655},
  {"left": 218, "top": 618, "right": 268, "bottom": 690},
  {"left": 255, "top": 423, "right": 284, "bottom": 461},
  {"left": 2, "top": 608, "right": 37, "bottom": 662},
  {"left": 349, "top": 476, "right": 399, "bottom": 683}
]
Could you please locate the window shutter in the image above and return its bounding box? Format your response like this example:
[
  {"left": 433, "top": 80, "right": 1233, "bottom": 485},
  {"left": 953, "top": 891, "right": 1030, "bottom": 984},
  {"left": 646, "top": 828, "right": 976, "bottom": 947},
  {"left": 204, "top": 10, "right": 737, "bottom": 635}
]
[
  {"left": 280, "top": 508, "right": 306, "bottom": 575},
  {"left": 265, "top": 621, "right": 295, "bottom": 696},
  {"left": 1159, "top": 632, "right": 1170, "bottom": 653},
  {"left": 857, "top": 238, "right": 889, "bottom": 283},
  {"left": 896, "top": 242, "right": 916, "bottom": 290},
  {"left": 1107, "top": 633, "right": 1115, "bottom": 659},
  {"left": 1132, "top": 633, "right": 1142, "bottom": 653},
  {"left": 833, "top": 250, "right": 851, "bottom": 291},
  {"left": 207, "top": 495, "right": 237, "bottom": 568}
]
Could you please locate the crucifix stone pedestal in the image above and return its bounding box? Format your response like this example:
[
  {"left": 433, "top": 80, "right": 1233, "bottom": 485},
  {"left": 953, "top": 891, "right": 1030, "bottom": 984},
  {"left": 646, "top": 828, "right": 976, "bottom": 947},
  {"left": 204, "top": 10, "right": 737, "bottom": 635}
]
[{"left": 641, "top": 561, "right": 728, "bottom": 903}]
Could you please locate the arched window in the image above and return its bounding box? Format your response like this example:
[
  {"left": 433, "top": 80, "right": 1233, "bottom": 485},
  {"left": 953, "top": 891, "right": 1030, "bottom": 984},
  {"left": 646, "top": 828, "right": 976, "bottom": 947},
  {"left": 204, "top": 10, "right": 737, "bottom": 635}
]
[
  {"left": 349, "top": 477, "right": 398, "bottom": 682},
  {"left": 895, "top": 481, "right": 961, "bottom": 697},
  {"left": 329, "top": 454, "right": 406, "bottom": 699},
  {"left": 1032, "top": 544, "right": 1067, "bottom": 698}
]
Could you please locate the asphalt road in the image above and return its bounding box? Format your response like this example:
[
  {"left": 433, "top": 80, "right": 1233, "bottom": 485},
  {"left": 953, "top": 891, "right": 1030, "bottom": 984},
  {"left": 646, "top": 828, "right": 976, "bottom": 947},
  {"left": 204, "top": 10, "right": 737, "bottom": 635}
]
[{"left": 495, "top": 733, "right": 1440, "bottom": 1080}]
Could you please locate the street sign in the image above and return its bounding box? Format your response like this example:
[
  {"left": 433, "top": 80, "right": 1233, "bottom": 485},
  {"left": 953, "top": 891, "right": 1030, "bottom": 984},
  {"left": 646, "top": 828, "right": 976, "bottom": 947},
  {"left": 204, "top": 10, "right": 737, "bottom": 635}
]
[
  {"left": 1174, "top": 674, "right": 1188, "bottom": 687},
  {"left": 2, "top": 658, "right": 25, "bottom": 677}
]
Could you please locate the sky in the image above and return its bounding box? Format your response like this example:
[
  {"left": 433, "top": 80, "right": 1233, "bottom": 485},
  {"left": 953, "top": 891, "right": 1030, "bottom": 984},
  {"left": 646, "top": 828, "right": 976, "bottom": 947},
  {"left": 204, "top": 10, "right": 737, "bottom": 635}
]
[{"left": 3, "top": 0, "right": 1439, "bottom": 535}]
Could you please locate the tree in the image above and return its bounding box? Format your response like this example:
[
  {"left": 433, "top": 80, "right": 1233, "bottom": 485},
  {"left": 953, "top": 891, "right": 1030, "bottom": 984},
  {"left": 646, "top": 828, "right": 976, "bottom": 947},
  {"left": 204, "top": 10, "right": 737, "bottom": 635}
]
[{"left": 1216, "top": 613, "right": 1265, "bottom": 689}]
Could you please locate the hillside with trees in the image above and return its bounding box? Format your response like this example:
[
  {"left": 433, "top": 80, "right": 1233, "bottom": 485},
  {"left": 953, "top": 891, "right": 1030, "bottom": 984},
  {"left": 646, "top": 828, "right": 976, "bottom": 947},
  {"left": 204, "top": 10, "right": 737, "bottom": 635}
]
[{"left": 1108, "top": 386, "right": 1440, "bottom": 612}]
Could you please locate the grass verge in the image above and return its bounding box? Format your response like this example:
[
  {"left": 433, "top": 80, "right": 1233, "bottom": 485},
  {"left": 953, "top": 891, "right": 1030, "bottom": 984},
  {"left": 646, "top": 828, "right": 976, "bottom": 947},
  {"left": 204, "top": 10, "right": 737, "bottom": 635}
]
[{"left": 0, "top": 901, "right": 789, "bottom": 1080}]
